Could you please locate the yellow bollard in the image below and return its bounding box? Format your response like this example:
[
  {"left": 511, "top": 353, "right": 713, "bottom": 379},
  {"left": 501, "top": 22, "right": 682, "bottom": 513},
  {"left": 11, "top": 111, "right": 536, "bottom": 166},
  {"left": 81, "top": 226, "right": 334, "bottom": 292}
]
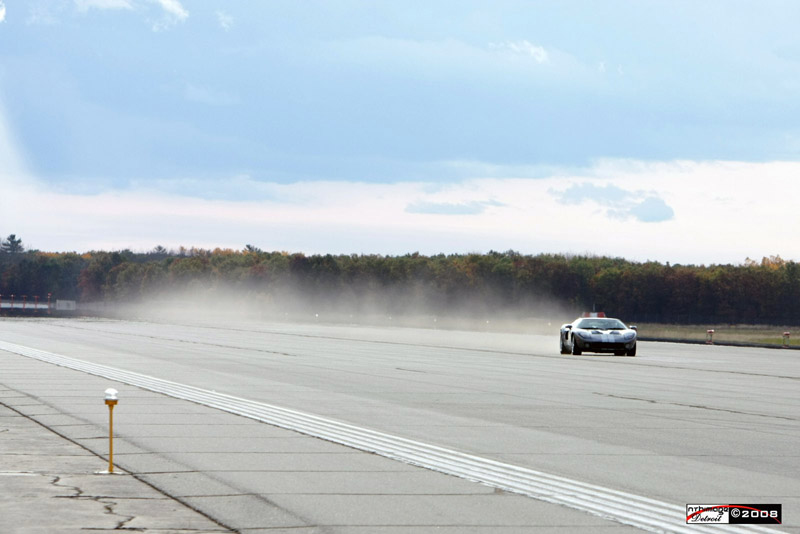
[{"left": 104, "top": 388, "right": 118, "bottom": 473}]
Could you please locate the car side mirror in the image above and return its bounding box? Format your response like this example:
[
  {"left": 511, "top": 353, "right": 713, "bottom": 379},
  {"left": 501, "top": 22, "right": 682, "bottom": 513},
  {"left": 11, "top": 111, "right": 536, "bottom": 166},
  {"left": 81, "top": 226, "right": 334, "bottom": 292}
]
[
  {"left": 564, "top": 324, "right": 573, "bottom": 330},
  {"left": 630, "top": 325, "right": 638, "bottom": 331}
]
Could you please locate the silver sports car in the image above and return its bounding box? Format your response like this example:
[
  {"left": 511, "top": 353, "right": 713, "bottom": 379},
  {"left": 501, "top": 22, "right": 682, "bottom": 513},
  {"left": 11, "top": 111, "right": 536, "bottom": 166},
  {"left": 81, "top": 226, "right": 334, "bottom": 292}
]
[{"left": 560, "top": 317, "right": 637, "bottom": 356}]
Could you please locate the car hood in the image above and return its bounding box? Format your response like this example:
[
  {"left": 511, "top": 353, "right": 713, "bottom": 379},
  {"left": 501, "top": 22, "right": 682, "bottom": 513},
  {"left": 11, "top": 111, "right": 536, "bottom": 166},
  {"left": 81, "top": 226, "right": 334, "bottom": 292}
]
[{"left": 576, "top": 329, "right": 636, "bottom": 337}]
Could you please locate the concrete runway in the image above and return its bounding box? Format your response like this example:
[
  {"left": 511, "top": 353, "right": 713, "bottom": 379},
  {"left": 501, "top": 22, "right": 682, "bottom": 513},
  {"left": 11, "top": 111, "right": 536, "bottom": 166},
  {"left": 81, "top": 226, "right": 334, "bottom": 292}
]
[{"left": 1, "top": 317, "right": 797, "bottom": 533}]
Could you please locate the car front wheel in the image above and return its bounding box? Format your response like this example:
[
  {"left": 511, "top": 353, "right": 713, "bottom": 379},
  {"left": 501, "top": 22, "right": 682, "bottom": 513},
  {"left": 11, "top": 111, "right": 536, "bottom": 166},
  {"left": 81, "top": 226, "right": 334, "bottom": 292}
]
[
  {"left": 571, "top": 337, "right": 582, "bottom": 355},
  {"left": 626, "top": 343, "right": 637, "bottom": 357}
]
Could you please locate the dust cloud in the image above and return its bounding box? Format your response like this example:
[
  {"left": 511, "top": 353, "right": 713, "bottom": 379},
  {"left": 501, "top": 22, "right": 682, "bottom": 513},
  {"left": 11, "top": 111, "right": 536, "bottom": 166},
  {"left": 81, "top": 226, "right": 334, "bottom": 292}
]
[{"left": 92, "top": 282, "right": 579, "bottom": 336}]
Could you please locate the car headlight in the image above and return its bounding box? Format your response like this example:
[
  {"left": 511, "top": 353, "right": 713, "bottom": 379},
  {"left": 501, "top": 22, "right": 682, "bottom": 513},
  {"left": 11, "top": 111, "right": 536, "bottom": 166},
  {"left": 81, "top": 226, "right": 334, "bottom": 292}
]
[
  {"left": 624, "top": 333, "right": 636, "bottom": 341},
  {"left": 576, "top": 331, "right": 592, "bottom": 340}
]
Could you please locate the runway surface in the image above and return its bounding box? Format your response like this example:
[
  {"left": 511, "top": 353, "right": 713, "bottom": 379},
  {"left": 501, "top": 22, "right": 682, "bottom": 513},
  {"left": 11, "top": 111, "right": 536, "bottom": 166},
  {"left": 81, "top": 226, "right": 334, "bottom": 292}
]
[{"left": 1, "top": 317, "right": 797, "bottom": 533}]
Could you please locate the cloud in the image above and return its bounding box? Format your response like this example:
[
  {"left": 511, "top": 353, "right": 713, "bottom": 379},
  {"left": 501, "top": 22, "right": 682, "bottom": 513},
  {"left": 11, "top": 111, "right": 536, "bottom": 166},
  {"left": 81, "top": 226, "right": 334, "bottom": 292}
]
[
  {"left": 405, "top": 200, "right": 504, "bottom": 215},
  {"left": 216, "top": 10, "right": 233, "bottom": 31},
  {"left": 74, "top": 0, "right": 133, "bottom": 11},
  {"left": 0, "top": 104, "right": 29, "bottom": 182},
  {"left": 0, "top": 1, "right": 5, "bottom": 23},
  {"left": 490, "top": 40, "right": 549, "bottom": 63},
  {"left": 151, "top": 0, "right": 187, "bottom": 31},
  {"left": 552, "top": 182, "right": 675, "bottom": 223},
  {"left": 154, "top": 0, "right": 186, "bottom": 17}
]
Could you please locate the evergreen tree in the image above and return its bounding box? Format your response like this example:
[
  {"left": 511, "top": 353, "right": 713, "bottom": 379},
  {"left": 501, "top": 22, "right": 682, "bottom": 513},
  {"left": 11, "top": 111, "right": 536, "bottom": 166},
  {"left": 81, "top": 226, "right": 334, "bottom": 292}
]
[{"left": 1, "top": 234, "right": 24, "bottom": 253}]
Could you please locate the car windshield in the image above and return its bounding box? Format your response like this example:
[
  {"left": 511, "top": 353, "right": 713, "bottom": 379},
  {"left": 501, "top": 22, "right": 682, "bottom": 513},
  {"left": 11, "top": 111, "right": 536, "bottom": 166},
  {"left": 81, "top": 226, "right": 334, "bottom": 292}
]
[{"left": 575, "top": 318, "right": 627, "bottom": 330}]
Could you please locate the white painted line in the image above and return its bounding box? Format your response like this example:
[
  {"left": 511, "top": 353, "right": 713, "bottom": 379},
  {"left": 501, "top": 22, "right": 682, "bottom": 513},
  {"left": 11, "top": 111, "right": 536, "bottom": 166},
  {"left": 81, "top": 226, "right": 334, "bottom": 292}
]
[{"left": 0, "top": 340, "right": 784, "bottom": 534}]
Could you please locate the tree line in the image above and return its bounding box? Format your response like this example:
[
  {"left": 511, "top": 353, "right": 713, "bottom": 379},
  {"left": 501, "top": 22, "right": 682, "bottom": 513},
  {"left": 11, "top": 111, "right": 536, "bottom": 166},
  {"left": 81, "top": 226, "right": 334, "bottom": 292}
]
[{"left": 1, "top": 237, "right": 799, "bottom": 325}]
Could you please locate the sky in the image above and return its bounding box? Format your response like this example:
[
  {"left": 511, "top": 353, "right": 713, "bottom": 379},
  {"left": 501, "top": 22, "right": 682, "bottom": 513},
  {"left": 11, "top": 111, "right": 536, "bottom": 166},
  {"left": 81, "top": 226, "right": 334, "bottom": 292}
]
[{"left": 1, "top": 0, "right": 800, "bottom": 265}]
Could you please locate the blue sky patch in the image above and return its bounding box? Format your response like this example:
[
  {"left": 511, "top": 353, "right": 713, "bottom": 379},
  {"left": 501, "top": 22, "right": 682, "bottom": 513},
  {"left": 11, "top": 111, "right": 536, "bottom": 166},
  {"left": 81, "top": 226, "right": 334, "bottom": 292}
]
[
  {"left": 553, "top": 183, "right": 675, "bottom": 223},
  {"left": 405, "top": 199, "right": 504, "bottom": 215}
]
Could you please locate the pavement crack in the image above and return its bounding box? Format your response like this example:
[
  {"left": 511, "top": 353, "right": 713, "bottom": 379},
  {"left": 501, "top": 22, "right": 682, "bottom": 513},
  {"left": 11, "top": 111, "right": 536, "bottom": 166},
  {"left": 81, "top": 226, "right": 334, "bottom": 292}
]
[
  {"left": 395, "top": 367, "right": 427, "bottom": 374},
  {"left": 50, "top": 476, "right": 137, "bottom": 530},
  {"left": 102, "top": 498, "right": 137, "bottom": 530},
  {"left": 595, "top": 392, "right": 798, "bottom": 421},
  {"left": 51, "top": 474, "right": 84, "bottom": 498}
]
